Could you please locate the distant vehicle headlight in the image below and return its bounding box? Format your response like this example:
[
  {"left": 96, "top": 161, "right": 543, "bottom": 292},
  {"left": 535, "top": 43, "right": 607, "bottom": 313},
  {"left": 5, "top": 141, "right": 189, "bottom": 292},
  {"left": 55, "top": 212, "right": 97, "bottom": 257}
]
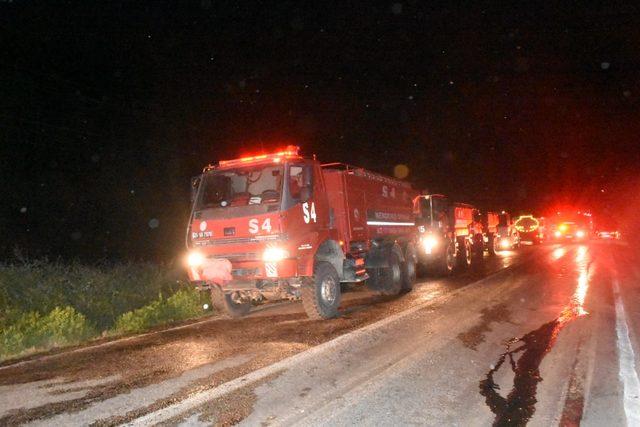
[
  {"left": 421, "top": 235, "right": 439, "bottom": 254},
  {"left": 187, "top": 251, "right": 205, "bottom": 267},
  {"left": 500, "top": 238, "right": 510, "bottom": 249},
  {"left": 262, "top": 247, "right": 289, "bottom": 262},
  {"left": 576, "top": 230, "right": 585, "bottom": 238},
  {"left": 554, "top": 230, "right": 562, "bottom": 238}
]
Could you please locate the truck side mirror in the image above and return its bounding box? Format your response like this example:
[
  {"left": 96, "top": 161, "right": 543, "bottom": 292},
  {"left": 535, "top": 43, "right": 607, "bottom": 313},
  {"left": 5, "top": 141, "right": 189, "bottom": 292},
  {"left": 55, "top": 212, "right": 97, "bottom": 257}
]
[{"left": 190, "top": 175, "right": 201, "bottom": 203}]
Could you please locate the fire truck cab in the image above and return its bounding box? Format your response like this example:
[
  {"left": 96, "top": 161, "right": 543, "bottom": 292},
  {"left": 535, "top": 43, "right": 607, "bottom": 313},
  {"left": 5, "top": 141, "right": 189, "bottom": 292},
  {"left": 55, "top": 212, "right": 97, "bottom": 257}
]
[
  {"left": 413, "top": 194, "right": 483, "bottom": 275},
  {"left": 496, "top": 212, "right": 521, "bottom": 250},
  {"left": 481, "top": 211, "right": 500, "bottom": 255},
  {"left": 185, "top": 147, "right": 419, "bottom": 319}
]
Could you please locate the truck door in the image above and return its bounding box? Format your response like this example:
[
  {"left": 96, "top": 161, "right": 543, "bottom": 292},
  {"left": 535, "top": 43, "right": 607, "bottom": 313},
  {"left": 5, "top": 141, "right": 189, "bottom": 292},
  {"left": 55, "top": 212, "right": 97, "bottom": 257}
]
[{"left": 287, "top": 163, "right": 322, "bottom": 226}]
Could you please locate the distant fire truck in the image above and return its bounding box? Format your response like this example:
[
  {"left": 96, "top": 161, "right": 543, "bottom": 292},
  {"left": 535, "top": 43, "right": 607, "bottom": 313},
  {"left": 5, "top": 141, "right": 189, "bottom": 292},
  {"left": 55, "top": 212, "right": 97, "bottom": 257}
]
[
  {"left": 496, "top": 211, "right": 520, "bottom": 250},
  {"left": 481, "top": 211, "right": 500, "bottom": 255},
  {"left": 185, "top": 146, "right": 420, "bottom": 319},
  {"left": 514, "top": 214, "right": 542, "bottom": 244},
  {"left": 550, "top": 210, "right": 593, "bottom": 241},
  {"left": 413, "top": 194, "right": 483, "bottom": 275}
]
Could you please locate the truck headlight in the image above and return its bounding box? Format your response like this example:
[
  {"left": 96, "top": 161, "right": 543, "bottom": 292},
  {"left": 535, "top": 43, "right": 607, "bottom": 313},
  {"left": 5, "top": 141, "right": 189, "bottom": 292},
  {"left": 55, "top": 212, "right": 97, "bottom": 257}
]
[
  {"left": 421, "top": 236, "right": 438, "bottom": 254},
  {"left": 187, "top": 251, "right": 205, "bottom": 267},
  {"left": 262, "top": 247, "right": 289, "bottom": 262}
]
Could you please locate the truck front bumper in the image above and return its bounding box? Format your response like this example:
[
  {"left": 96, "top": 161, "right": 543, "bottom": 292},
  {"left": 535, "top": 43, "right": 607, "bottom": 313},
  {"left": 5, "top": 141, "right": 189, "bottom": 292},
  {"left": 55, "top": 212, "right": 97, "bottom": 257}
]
[{"left": 188, "top": 258, "right": 299, "bottom": 287}]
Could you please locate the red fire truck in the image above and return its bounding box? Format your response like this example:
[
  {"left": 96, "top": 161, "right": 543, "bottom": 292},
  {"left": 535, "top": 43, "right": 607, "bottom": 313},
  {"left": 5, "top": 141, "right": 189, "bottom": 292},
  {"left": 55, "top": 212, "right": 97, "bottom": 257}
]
[
  {"left": 413, "top": 194, "right": 483, "bottom": 275},
  {"left": 481, "top": 211, "right": 500, "bottom": 255},
  {"left": 185, "top": 146, "right": 420, "bottom": 319},
  {"left": 496, "top": 211, "right": 521, "bottom": 250}
]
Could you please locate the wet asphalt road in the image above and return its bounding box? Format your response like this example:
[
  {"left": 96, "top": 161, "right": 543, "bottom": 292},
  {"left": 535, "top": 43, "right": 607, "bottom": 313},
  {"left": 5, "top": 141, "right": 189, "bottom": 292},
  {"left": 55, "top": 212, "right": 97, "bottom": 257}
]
[{"left": 0, "top": 241, "right": 637, "bottom": 426}]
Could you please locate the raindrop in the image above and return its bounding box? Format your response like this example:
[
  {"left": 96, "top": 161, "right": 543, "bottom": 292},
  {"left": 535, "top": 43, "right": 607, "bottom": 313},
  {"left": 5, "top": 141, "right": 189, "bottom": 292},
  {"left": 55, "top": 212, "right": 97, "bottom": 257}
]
[
  {"left": 91, "top": 154, "right": 100, "bottom": 163},
  {"left": 148, "top": 218, "right": 160, "bottom": 229},
  {"left": 19, "top": 207, "right": 27, "bottom": 213},
  {"left": 391, "top": 3, "right": 403, "bottom": 15},
  {"left": 71, "top": 231, "right": 82, "bottom": 241},
  {"left": 600, "top": 62, "right": 610, "bottom": 70},
  {"left": 623, "top": 90, "right": 631, "bottom": 98},
  {"left": 203, "top": 303, "right": 210, "bottom": 310}
]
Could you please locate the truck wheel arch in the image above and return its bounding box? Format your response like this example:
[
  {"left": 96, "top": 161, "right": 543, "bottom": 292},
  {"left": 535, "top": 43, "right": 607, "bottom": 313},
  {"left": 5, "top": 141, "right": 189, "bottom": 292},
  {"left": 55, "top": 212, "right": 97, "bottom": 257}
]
[{"left": 314, "top": 240, "right": 345, "bottom": 280}]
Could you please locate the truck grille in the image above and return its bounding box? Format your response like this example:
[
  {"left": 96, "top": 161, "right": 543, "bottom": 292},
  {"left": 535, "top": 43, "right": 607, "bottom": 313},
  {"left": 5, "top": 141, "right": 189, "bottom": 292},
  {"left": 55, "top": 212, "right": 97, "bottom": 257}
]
[
  {"left": 195, "top": 234, "right": 281, "bottom": 246},
  {"left": 209, "top": 253, "right": 258, "bottom": 261}
]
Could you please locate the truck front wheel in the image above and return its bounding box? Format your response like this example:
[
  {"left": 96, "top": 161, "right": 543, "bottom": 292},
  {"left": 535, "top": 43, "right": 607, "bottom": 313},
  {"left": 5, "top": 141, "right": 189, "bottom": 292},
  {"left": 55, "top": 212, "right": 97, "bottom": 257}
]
[
  {"left": 302, "top": 262, "right": 341, "bottom": 319},
  {"left": 436, "top": 240, "right": 456, "bottom": 275},
  {"left": 456, "top": 237, "right": 472, "bottom": 270},
  {"left": 210, "top": 288, "right": 252, "bottom": 318}
]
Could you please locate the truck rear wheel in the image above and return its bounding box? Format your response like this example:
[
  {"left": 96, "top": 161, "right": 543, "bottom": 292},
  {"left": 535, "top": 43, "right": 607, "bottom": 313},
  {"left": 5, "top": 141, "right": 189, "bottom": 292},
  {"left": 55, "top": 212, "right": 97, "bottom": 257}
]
[
  {"left": 210, "top": 287, "right": 251, "bottom": 318},
  {"left": 488, "top": 233, "right": 497, "bottom": 256},
  {"left": 380, "top": 253, "right": 403, "bottom": 296},
  {"left": 302, "top": 262, "right": 341, "bottom": 319},
  {"left": 367, "top": 252, "right": 402, "bottom": 296},
  {"left": 401, "top": 246, "right": 417, "bottom": 292}
]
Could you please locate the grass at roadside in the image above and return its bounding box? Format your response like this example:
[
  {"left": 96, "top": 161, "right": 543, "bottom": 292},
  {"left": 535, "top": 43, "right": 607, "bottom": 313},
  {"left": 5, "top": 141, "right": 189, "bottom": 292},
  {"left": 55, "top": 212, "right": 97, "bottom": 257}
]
[{"left": 0, "top": 261, "right": 211, "bottom": 361}]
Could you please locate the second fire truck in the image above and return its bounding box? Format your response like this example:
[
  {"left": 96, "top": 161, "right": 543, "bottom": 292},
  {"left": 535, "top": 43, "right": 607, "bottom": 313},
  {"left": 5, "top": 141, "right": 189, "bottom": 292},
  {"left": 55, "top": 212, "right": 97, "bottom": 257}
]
[{"left": 413, "top": 194, "right": 484, "bottom": 275}]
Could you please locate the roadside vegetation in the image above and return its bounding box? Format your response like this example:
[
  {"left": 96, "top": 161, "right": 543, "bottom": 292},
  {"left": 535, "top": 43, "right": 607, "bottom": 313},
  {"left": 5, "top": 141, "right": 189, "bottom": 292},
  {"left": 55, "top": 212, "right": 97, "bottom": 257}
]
[{"left": 0, "top": 260, "right": 211, "bottom": 361}]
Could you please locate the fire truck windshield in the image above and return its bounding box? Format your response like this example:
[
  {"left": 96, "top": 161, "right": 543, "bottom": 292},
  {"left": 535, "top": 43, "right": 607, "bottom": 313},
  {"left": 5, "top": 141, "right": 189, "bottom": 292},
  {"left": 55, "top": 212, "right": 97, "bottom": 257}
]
[{"left": 196, "top": 165, "right": 284, "bottom": 214}]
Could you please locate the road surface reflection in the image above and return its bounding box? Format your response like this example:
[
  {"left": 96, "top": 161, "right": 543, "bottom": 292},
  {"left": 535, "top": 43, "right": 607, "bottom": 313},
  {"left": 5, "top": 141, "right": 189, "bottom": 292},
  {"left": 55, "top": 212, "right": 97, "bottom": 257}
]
[{"left": 480, "top": 244, "right": 591, "bottom": 426}]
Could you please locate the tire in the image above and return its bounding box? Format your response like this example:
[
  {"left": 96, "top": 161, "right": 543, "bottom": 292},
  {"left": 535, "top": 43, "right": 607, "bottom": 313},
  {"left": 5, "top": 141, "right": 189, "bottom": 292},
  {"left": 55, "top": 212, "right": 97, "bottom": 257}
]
[
  {"left": 367, "top": 252, "right": 403, "bottom": 296},
  {"left": 488, "top": 233, "right": 496, "bottom": 256},
  {"left": 302, "top": 262, "right": 341, "bottom": 319},
  {"left": 456, "top": 237, "right": 471, "bottom": 270},
  {"left": 380, "top": 252, "right": 403, "bottom": 296},
  {"left": 434, "top": 240, "right": 456, "bottom": 276},
  {"left": 210, "top": 287, "right": 251, "bottom": 318},
  {"left": 401, "top": 245, "right": 417, "bottom": 292},
  {"left": 471, "top": 235, "right": 484, "bottom": 263}
]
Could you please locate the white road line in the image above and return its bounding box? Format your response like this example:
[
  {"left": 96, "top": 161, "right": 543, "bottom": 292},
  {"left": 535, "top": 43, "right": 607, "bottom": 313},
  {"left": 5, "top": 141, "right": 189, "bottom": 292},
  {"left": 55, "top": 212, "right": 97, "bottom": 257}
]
[{"left": 613, "top": 278, "right": 640, "bottom": 426}]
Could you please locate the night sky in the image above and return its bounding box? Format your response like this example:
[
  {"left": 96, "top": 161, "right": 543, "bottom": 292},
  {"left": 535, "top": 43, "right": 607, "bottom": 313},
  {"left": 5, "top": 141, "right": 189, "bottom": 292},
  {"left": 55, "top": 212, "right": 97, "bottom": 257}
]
[{"left": 2, "top": 1, "right": 640, "bottom": 262}]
